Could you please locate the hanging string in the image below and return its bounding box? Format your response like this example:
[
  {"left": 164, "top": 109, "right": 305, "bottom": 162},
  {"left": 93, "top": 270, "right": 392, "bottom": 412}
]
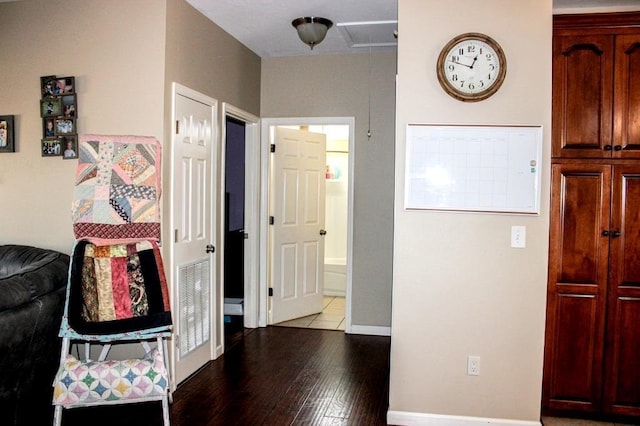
[{"left": 367, "top": 42, "right": 372, "bottom": 139}]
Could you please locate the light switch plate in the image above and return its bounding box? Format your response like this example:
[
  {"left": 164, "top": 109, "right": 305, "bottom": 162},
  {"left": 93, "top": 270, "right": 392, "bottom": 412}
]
[{"left": 511, "top": 226, "right": 526, "bottom": 248}]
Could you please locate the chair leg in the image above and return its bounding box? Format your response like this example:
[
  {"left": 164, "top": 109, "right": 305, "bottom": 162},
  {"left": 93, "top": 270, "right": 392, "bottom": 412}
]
[
  {"left": 162, "top": 395, "right": 171, "bottom": 426},
  {"left": 53, "top": 405, "right": 62, "bottom": 426}
]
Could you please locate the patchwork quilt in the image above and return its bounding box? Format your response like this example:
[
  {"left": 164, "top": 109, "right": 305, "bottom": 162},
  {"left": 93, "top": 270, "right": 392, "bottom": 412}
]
[
  {"left": 72, "top": 134, "right": 161, "bottom": 244},
  {"left": 67, "top": 239, "right": 172, "bottom": 335},
  {"left": 52, "top": 347, "right": 168, "bottom": 407}
]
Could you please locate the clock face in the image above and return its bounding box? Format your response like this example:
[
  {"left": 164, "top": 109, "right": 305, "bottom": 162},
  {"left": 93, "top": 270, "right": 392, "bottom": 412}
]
[{"left": 436, "top": 33, "right": 507, "bottom": 102}]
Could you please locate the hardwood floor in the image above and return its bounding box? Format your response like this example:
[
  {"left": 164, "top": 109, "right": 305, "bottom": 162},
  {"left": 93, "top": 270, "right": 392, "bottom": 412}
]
[{"left": 60, "top": 326, "right": 391, "bottom": 425}]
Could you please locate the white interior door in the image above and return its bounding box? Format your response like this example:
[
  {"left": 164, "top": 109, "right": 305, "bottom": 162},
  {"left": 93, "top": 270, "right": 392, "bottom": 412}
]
[
  {"left": 172, "top": 88, "right": 216, "bottom": 385},
  {"left": 270, "top": 127, "right": 326, "bottom": 324}
]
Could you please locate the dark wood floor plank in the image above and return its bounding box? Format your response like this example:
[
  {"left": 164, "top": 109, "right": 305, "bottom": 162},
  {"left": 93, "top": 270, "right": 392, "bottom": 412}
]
[{"left": 59, "top": 326, "right": 390, "bottom": 426}]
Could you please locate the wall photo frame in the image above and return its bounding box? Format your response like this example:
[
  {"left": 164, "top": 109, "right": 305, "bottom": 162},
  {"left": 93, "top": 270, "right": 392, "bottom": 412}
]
[
  {"left": 62, "top": 135, "right": 78, "bottom": 159},
  {"left": 61, "top": 95, "right": 76, "bottom": 118},
  {"left": 41, "top": 98, "right": 62, "bottom": 118},
  {"left": 0, "top": 115, "right": 15, "bottom": 153},
  {"left": 40, "top": 75, "right": 78, "bottom": 156},
  {"left": 54, "top": 118, "right": 75, "bottom": 136},
  {"left": 41, "top": 75, "right": 74, "bottom": 97},
  {"left": 41, "top": 138, "right": 62, "bottom": 157}
]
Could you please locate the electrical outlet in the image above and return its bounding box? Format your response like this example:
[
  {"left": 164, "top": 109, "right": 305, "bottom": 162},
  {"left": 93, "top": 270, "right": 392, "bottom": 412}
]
[{"left": 467, "top": 355, "right": 480, "bottom": 376}]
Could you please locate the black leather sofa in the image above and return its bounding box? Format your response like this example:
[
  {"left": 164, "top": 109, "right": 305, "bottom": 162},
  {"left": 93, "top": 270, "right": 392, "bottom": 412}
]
[{"left": 0, "top": 245, "right": 69, "bottom": 426}]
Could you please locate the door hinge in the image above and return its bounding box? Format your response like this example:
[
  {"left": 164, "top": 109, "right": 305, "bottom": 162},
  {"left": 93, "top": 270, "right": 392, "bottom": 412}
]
[
  {"left": 269, "top": 216, "right": 274, "bottom": 225},
  {"left": 174, "top": 229, "right": 178, "bottom": 243},
  {"left": 243, "top": 232, "right": 249, "bottom": 239},
  {"left": 268, "top": 287, "right": 273, "bottom": 297},
  {"left": 270, "top": 143, "right": 276, "bottom": 153},
  {"left": 175, "top": 120, "right": 179, "bottom": 135}
]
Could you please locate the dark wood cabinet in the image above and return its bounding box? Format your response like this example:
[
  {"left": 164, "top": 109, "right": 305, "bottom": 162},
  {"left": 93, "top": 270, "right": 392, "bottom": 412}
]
[
  {"left": 544, "top": 12, "right": 640, "bottom": 420},
  {"left": 552, "top": 15, "right": 640, "bottom": 159},
  {"left": 544, "top": 163, "right": 640, "bottom": 416}
]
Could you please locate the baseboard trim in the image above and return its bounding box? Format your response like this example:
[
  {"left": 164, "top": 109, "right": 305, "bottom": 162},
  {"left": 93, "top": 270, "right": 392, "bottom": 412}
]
[
  {"left": 347, "top": 325, "right": 391, "bottom": 336},
  {"left": 387, "top": 410, "right": 541, "bottom": 426}
]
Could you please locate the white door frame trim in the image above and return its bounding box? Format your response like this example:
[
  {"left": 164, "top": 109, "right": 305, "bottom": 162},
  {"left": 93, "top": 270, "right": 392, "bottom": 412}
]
[
  {"left": 220, "top": 103, "right": 260, "bottom": 337},
  {"left": 259, "top": 117, "right": 355, "bottom": 333}
]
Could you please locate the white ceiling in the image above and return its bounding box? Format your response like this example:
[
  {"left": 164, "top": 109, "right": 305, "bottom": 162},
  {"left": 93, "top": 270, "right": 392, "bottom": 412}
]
[
  {"left": 186, "top": 0, "right": 398, "bottom": 57},
  {"left": 186, "top": 0, "right": 640, "bottom": 58}
]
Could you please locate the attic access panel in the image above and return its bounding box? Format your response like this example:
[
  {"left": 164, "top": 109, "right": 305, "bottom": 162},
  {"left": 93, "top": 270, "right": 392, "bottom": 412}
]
[{"left": 336, "top": 20, "right": 398, "bottom": 48}]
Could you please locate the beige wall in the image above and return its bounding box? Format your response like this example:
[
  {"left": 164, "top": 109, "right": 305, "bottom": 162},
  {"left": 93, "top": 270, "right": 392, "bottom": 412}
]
[
  {"left": 163, "top": 0, "right": 262, "bottom": 349},
  {"left": 261, "top": 52, "right": 396, "bottom": 328},
  {"left": 0, "top": 0, "right": 166, "bottom": 254},
  {"left": 390, "top": 0, "right": 552, "bottom": 422},
  {"left": 164, "top": 0, "right": 261, "bottom": 117}
]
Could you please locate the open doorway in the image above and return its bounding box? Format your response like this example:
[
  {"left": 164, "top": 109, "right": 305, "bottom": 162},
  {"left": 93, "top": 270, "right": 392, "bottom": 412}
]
[
  {"left": 220, "top": 103, "right": 260, "bottom": 351},
  {"left": 259, "top": 117, "right": 355, "bottom": 333},
  {"left": 223, "top": 116, "right": 246, "bottom": 344}
]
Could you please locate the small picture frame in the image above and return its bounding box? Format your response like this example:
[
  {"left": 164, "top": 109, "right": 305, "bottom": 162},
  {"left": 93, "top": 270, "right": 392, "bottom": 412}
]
[
  {"left": 41, "top": 98, "right": 62, "bottom": 117},
  {"left": 61, "top": 95, "right": 76, "bottom": 118},
  {"left": 55, "top": 76, "right": 75, "bottom": 95},
  {"left": 43, "top": 118, "right": 55, "bottom": 138},
  {"left": 0, "top": 115, "right": 15, "bottom": 153},
  {"left": 40, "top": 75, "right": 57, "bottom": 97},
  {"left": 41, "top": 138, "right": 62, "bottom": 157},
  {"left": 54, "top": 118, "right": 75, "bottom": 135},
  {"left": 61, "top": 136, "right": 78, "bottom": 159}
]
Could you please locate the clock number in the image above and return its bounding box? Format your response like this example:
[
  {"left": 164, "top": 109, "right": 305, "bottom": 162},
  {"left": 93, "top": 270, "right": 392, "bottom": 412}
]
[
  {"left": 486, "top": 53, "right": 493, "bottom": 60},
  {"left": 451, "top": 55, "right": 460, "bottom": 63},
  {"left": 488, "top": 74, "right": 492, "bottom": 80},
  {"left": 458, "top": 48, "right": 464, "bottom": 55},
  {"left": 448, "top": 64, "right": 455, "bottom": 72},
  {"left": 451, "top": 74, "right": 458, "bottom": 81},
  {"left": 468, "top": 45, "right": 476, "bottom": 53},
  {"left": 479, "top": 80, "right": 485, "bottom": 88},
  {"left": 460, "top": 80, "right": 465, "bottom": 88},
  {"left": 489, "top": 64, "right": 495, "bottom": 71},
  {"left": 468, "top": 83, "right": 475, "bottom": 90}
]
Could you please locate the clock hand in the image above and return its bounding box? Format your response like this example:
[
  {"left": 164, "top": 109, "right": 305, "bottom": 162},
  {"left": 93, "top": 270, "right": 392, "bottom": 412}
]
[
  {"left": 448, "top": 59, "right": 473, "bottom": 69},
  {"left": 469, "top": 55, "right": 478, "bottom": 69}
]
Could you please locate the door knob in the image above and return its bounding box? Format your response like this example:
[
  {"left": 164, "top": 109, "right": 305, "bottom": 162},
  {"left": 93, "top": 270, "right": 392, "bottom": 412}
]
[
  {"left": 319, "top": 229, "right": 327, "bottom": 236},
  {"left": 206, "top": 244, "right": 215, "bottom": 253}
]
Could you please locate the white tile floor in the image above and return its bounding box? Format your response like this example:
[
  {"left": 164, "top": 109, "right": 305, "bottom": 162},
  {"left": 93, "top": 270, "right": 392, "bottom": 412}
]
[{"left": 275, "top": 296, "right": 345, "bottom": 330}]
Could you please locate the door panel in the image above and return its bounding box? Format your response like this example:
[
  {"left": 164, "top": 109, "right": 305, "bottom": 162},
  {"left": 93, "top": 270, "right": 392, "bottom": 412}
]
[
  {"left": 552, "top": 35, "right": 614, "bottom": 158},
  {"left": 543, "top": 164, "right": 611, "bottom": 412},
  {"left": 614, "top": 34, "right": 640, "bottom": 158},
  {"left": 271, "top": 127, "right": 326, "bottom": 324},
  {"left": 173, "top": 92, "right": 215, "bottom": 385},
  {"left": 604, "top": 167, "right": 640, "bottom": 415}
]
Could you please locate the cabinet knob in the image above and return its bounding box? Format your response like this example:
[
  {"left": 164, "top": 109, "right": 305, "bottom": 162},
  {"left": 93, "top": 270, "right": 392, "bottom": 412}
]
[
  {"left": 612, "top": 231, "right": 621, "bottom": 238},
  {"left": 614, "top": 145, "right": 622, "bottom": 151},
  {"left": 602, "top": 230, "right": 609, "bottom": 236},
  {"left": 604, "top": 145, "right": 613, "bottom": 151}
]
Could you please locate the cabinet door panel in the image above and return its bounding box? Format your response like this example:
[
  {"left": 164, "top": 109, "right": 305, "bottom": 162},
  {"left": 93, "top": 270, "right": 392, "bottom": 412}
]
[
  {"left": 552, "top": 35, "right": 614, "bottom": 158},
  {"left": 614, "top": 34, "right": 640, "bottom": 158},
  {"left": 604, "top": 167, "right": 640, "bottom": 415},
  {"left": 544, "top": 164, "right": 611, "bottom": 412}
]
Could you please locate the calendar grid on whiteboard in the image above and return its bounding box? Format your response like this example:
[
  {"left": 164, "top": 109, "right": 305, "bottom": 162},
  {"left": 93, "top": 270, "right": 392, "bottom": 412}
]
[{"left": 405, "top": 124, "right": 542, "bottom": 214}]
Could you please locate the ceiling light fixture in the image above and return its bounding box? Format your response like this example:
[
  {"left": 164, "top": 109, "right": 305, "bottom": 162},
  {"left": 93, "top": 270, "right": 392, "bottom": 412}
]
[{"left": 292, "top": 17, "right": 333, "bottom": 50}]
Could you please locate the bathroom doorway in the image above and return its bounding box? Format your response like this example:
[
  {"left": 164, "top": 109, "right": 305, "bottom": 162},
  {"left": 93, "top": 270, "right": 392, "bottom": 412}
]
[{"left": 259, "top": 117, "right": 354, "bottom": 332}]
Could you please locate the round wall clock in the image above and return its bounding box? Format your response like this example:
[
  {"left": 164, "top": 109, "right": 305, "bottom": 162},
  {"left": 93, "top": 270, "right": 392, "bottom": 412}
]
[{"left": 436, "top": 32, "right": 507, "bottom": 102}]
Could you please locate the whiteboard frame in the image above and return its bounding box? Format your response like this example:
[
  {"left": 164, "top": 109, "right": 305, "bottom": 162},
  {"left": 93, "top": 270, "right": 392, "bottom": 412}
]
[{"left": 404, "top": 124, "right": 543, "bottom": 215}]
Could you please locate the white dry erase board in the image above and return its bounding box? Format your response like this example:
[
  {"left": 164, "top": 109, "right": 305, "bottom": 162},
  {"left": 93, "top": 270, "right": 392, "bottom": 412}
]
[{"left": 405, "top": 124, "right": 542, "bottom": 214}]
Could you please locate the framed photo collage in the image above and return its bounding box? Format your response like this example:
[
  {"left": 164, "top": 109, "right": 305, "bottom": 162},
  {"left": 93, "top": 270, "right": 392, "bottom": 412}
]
[{"left": 40, "top": 75, "right": 78, "bottom": 159}]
